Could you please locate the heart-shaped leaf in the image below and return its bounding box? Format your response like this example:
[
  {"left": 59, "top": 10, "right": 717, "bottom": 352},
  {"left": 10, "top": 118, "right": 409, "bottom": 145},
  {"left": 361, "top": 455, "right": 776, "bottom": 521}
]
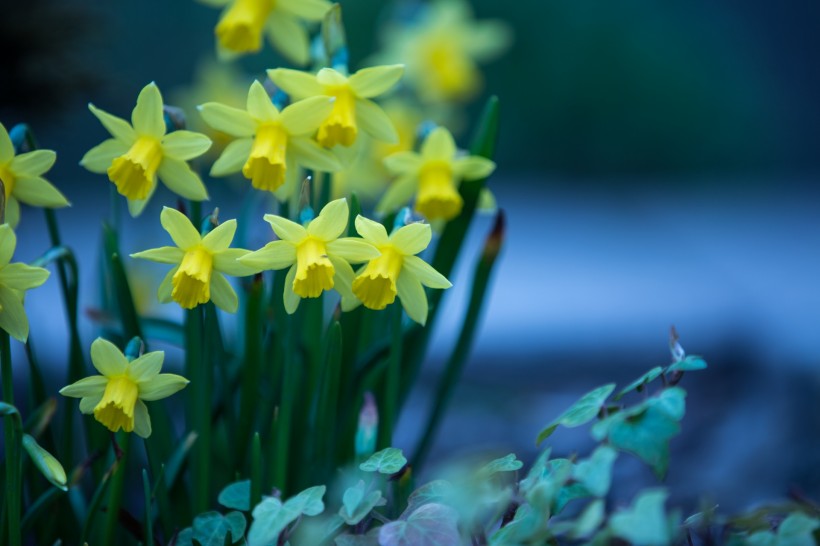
[
  {"left": 379, "top": 503, "right": 460, "bottom": 546},
  {"left": 359, "top": 448, "right": 407, "bottom": 474}
]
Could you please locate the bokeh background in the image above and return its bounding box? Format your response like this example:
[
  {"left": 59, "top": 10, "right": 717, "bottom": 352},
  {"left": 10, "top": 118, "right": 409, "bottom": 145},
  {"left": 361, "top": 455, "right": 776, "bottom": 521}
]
[{"left": 3, "top": 0, "right": 820, "bottom": 515}]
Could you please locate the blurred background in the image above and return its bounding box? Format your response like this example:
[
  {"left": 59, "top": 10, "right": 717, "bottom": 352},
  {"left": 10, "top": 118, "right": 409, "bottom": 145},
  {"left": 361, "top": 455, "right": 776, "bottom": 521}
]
[{"left": 3, "top": 0, "right": 820, "bottom": 516}]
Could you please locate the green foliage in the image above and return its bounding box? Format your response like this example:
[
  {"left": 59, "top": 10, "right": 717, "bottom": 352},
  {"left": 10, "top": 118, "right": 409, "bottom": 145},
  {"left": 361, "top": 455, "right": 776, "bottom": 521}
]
[
  {"left": 359, "top": 448, "right": 407, "bottom": 475},
  {"left": 177, "top": 511, "right": 247, "bottom": 546},
  {"left": 536, "top": 384, "right": 615, "bottom": 443},
  {"left": 378, "top": 503, "right": 460, "bottom": 546},
  {"left": 339, "top": 481, "right": 386, "bottom": 526},
  {"left": 218, "top": 480, "right": 251, "bottom": 512},
  {"left": 609, "top": 489, "right": 678, "bottom": 546}
]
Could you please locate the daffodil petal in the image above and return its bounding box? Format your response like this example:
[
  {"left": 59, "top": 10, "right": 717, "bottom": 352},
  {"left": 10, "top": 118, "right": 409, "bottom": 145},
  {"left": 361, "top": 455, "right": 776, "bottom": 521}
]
[
  {"left": 454, "top": 156, "right": 495, "bottom": 180},
  {"left": 161, "top": 131, "right": 212, "bottom": 161},
  {"left": 348, "top": 65, "right": 404, "bottom": 98},
  {"left": 160, "top": 206, "right": 201, "bottom": 250},
  {"left": 266, "top": 15, "right": 310, "bottom": 66},
  {"left": 283, "top": 264, "right": 300, "bottom": 314},
  {"left": 80, "top": 139, "right": 128, "bottom": 173},
  {"left": 397, "top": 271, "right": 428, "bottom": 325},
  {"left": 463, "top": 21, "right": 513, "bottom": 59},
  {"left": 0, "top": 263, "right": 49, "bottom": 291},
  {"left": 132, "top": 83, "right": 166, "bottom": 138},
  {"left": 201, "top": 219, "right": 237, "bottom": 253},
  {"left": 9, "top": 150, "right": 56, "bottom": 177},
  {"left": 354, "top": 215, "right": 389, "bottom": 246},
  {"left": 273, "top": 165, "right": 301, "bottom": 201},
  {"left": 307, "top": 198, "right": 348, "bottom": 240},
  {"left": 263, "top": 213, "right": 307, "bottom": 242},
  {"left": 12, "top": 176, "right": 70, "bottom": 208},
  {"left": 0, "top": 123, "right": 13, "bottom": 163},
  {"left": 88, "top": 104, "right": 137, "bottom": 144},
  {"left": 130, "top": 246, "right": 184, "bottom": 264},
  {"left": 210, "top": 138, "right": 253, "bottom": 177},
  {"left": 355, "top": 99, "right": 398, "bottom": 144},
  {"left": 158, "top": 158, "right": 209, "bottom": 201},
  {"left": 390, "top": 223, "right": 432, "bottom": 255},
  {"left": 79, "top": 394, "right": 103, "bottom": 414},
  {"left": 421, "top": 127, "right": 456, "bottom": 161},
  {"left": 0, "top": 286, "right": 27, "bottom": 342},
  {"left": 246, "top": 80, "right": 280, "bottom": 123},
  {"left": 267, "top": 69, "right": 323, "bottom": 99},
  {"left": 90, "top": 337, "right": 129, "bottom": 376},
  {"left": 129, "top": 351, "right": 164, "bottom": 383},
  {"left": 239, "top": 241, "right": 296, "bottom": 271},
  {"left": 277, "top": 0, "right": 330, "bottom": 19},
  {"left": 5, "top": 198, "right": 19, "bottom": 229},
  {"left": 383, "top": 151, "right": 422, "bottom": 175},
  {"left": 316, "top": 68, "right": 347, "bottom": 86},
  {"left": 198, "top": 103, "right": 257, "bottom": 137},
  {"left": 328, "top": 255, "right": 355, "bottom": 299},
  {"left": 402, "top": 255, "right": 451, "bottom": 289},
  {"left": 127, "top": 189, "right": 153, "bottom": 217},
  {"left": 138, "top": 373, "right": 189, "bottom": 401},
  {"left": 133, "top": 400, "right": 152, "bottom": 438},
  {"left": 209, "top": 271, "right": 238, "bottom": 313},
  {"left": 289, "top": 138, "right": 341, "bottom": 172},
  {"left": 376, "top": 174, "right": 416, "bottom": 215},
  {"left": 213, "top": 248, "right": 257, "bottom": 276},
  {"left": 158, "top": 267, "right": 176, "bottom": 303},
  {"left": 280, "top": 96, "right": 335, "bottom": 136},
  {"left": 58, "top": 375, "right": 108, "bottom": 398},
  {"left": 326, "top": 238, "right": 380, "bottom": 263},
  {"left": 0, "top": 226, "right": 14, "bottom": 266}
]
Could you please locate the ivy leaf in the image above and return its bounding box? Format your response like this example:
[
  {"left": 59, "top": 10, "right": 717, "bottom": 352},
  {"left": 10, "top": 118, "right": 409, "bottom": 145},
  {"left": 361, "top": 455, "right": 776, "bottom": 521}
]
[
  {"left": 609, "top": 489, "right": 675, "bottom": 546},
  {"left": 572, "top": 446, "right": 617, "bottom": 497},
  {"left": 407, "top": 480, "right": 455, "bottom": 512},
  {"left": 537, "top": 384, "right": 615, "bottom": 444},
  {"left": 614, "top": 367, "right": 664, "bottom": 400},
  {"left": 335, "top": 529, "right": 381, "bottom": 545},
  {"left": 359, "top": 448, "right": 407, "bottom": 474},
  {"left": 219, "top": 480, "right": 251, "bottom": 511},
  {"left": 378, "top": 503, "right": 460, "bottom": 546},
  {"left": 248, "top": 486, "right": 327, "bottom": 546},
  {"left": 175, "top": 528, "right": 194, "bottom": 546},
  {"left": 339, "top": 480, "right": 386, "bottom": 525},
  {"left": 748, "top": 512, "right": 820, "bottom": 546},
  {"left": 668, "top": 355, "right": 707, "bottom": 372},
  {"left": 191, "top": 511, "right": 246, "bottom": 546},
  {"left": 570, "top": 499, "right": 605, "bottom": 539},
  {"left": 479, "top": 454, "right": 523, "bottom": 476}
]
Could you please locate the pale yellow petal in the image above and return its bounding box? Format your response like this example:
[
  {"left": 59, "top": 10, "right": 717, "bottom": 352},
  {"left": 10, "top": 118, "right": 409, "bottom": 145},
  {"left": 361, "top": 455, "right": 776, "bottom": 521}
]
[
  {"left": 276, "top": 0, "right": 330, "bottom": 20},
  {"left": 138, "top": 373, "right": 189, "bottom": 401},
  {"left": 454, "top": 156, "right": 495, "bottom": 181},
  {"left": 4, "top": 198, "right": 19, "bottom": 229},
  {"left": 246, "top": 80, "right": 280, "bottom": 123},
  {"left": 0, "top": 123, "right": 13, "bottom": 163},
  {"left": 0, "top": 225, "right": 14, "bottom": 266},
  {"left": 348, "top": 65, "right": 404, "bottom": 99},
  {"left": 158, "top": 267, "right": 176, "bottom": 303},
  {"left": 79, "top": 394, "right": 103, "bottom": 414},
  {"left": 316, "top": 68, "right": 348, "bottom": 87},
  {"left": 283, "top": 264, "right": 300, "bottom": 314},
  {"left": 397, "top": 271, "right": 428, "bottom": 325},
  {"left": 198, "top": 103, "right": 257, "bottom": 137},
  {"left": 307, "top": 198, "right": 348, "bottom": 240},
  {"left": 0, "top": 286, "right": 27, "bottom": 342},
  {"left": 133, "top": 400, "right": 152, "bottom": 438},
  {"left": 375, "top": 174, "right": 416, "bottom": 216},
  {"left": 126, "top": 186, "right": 154, "bottom": 218},
  {"left": 157, "top": 158, "right": 209, "bottom": 201},
  {"left": 161, "top": 131, "right": 212, "bottom": 161},
  {"left": 9, "top": 150, "right": 55, "bottom": 177},
  {"left": 132, "top": 83, "right": 166, "bottom": 138},
  {"left": 383, "top": 151, "right": 422, "bottom": 175},
  {"left": 390, "top": 222, "right": 432, "bottom": 255},
  {"left": 266, "top": 14, "right": 310, "bottom": 66},
  {"left": 213, "top": 248, "right": 258, "bottom": 276},
  {"left": 355, "top": 99, "right": 398, "bottom": 143},
  {"left": 280, "top": 96, "right": 334, "bottom": 136},
  {"left": 209, "top": 271, "right": 239, "bottom": 313},
  {"left": 328, "top": 255, "right": 355, "bottom": 300},
  {"left": 89, "top": 104, "right": 137, "bottom": 144},
  {"left": 263, "top": 213, "right": 307, "bottom": 242},
  {"left": 326, "top": 238, "right": 380, "bottom": 263},
  {"left": 289, "top": 138, "right": 341, "bottom": 172},
  {"left": 421, "top": 127, "right": 456, "bottom": 161},
  {"left": 90, "top": 337, "right": 128, "bottom": 377},
  {"left": 160, "top": 206, "right": 201, "bottom": 250},
  {"left": 129, "top": 351, "right": 164, "bottom": 383},
  {"left": 238, "top": 241, "right": 296, "bottom": 271},
  {"left": 12, "top": 176, "right": 70, "bottom": 208},
  {"left": 210, "top": 138, "right": 253, "bottom": 177},
  {"left": 0, "top": 263, "right": 49, "bottom": 291},
  {"left": 80, "top": 139, "right": 128, "bottom": 173},
  {"left": 354, "top": 215, "right": 389, "bottom": 246},
  {"left": 402, "top": 255, "right": 451, "bottom": 289},
  {"left": 267, "top": 69, "right": 323, "bottom": 99},
  {"left": 130, "top": 246, "right": 184, "bottom": 264},
  {"left": 59, "top": 376, "right": 108, "bottom": 398},
  {"left": 201, "top": 219, "right": 237, "bottom": 253}
]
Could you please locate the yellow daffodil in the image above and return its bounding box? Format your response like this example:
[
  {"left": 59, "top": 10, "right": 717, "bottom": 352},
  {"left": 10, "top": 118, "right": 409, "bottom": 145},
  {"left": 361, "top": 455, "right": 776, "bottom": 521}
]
[
  {"left": 0, "top": 123, "right": 69, "bottom": 228},
  {"left": 131, "top": 207, "right": 257, "bottom": 312},
  {"left": 374, "top": 0, "right": 511, "bottom": 103},
  {"left": 0, "top": 224, "right": 49, "bottom": 342},
  {"left": 59, "top": 338, "right": 188, "bottom": 437},
  {"left": 199, "top": 80, "right": 340, "bottom": 199},
  {"left": 267, "top": 65, "right": 404, "bottom": 148},
  {"left": 238, "top": 198, "right": 379, "bottom": 314},
  {"left": 201, "top": 0, "right": 330, "bottom": 64},
  {"left": 378, "top": 126, "right": 495, "bottom": 222},
  {"left": 345, "top": 216, "right": 451, "bottom": 325},
  {"left": 81, "top": 83, "right": 212, "bottom": 217}
]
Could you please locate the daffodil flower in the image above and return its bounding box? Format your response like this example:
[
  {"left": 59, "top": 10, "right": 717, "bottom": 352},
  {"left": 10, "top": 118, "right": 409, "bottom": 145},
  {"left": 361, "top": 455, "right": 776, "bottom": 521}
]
[
  {"left": 0, "top": 123, "right": 69, "bottom": 228},
  {"left": 131, "top": 207, "right": 257, "bottom": 312},
  {"left": 199, "top": 80, "right": 340, "bottom": 199},
  {"left": 345, "top": 216, "right": 451, "bottom": 326},
  {"left": 81, "top": 83, "right": 212, "bottom": 217},
  {"left": 267, "top": 65, "right": 404, "bottom": 148},
  {"left": 201, "top": 0, "right": 330, "bottom": 64},
  {"left": 59, "top": 338, "right": 188, "bottom": 437},
  {"left": 377, "top": 126, "right": 495, "bottom": 222},
  {"left": 238, "top": 198, "right": 379, "bottom": 314},
  {"left": 0, "top": 224, "right": 49, "bottom": 342}
]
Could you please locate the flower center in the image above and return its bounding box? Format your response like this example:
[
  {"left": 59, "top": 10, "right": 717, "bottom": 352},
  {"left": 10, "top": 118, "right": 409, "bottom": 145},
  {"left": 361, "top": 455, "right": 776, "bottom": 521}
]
[
  {"left": 93, "top": 375, "right": 139, "bottom": 433},
  {"left": 423, "top": 37, "right": 479, "bottom": 100},
  {"left": 416, "top": 161, "right": 463, "bottom": 221},
  {"left": 293, "top": 237, "right": 334, "bottom": 298},
  {"left": 172, "top": 246, "right": 214, "bottom": 309},
  {"left": 0, "top": 164, "right": 14, "bottom": 199},
  {"left": 107, "top": 136, "right": 163, "bottom": 200},
  {"left": 215, "top": 0, "right": 274, "bottom": 53},
  {"left": 318, "top": 86, "right": 357, "bottom": 148},
  {"left": 243, "top": 123, "right": 288, "bottom": 192},
  {"left": 352, "top": 246, "right": 404, "bottom": 310}
]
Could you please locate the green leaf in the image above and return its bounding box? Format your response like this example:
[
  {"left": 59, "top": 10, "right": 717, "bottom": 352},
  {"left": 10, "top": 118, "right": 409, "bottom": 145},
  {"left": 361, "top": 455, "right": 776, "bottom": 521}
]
[
  {"left": 668, "top": 355, "right": 708, "bottom": 372},
  {"left": 175, "top": 528, "right": 194, "bottom": 546},
  {"left": 479, "top": 454, "right": 523, "bottom": 476},
  {"left": 191, "top": 511, "right": 246, "bottom": 546},
  {"left": 339, "top": 480, "right": 385, "bottom": 525},
  {"left": 526, "top": 459, "right": 573, "bottom": 513},
  {"left": 334, "top": 531, "right": 380, "bottom": 545},
  {"left": 609, "top": 489, "right": 674, "bottom": 546},
  {"left": 572, "top": 446, "right": 617, "bottom": 497},
  {"left": 571, "top": 499, "right": 605, "bottom": 539},
  {"left": 21, "top": 434, "right": 67, "bottom": 491},
  {"left": 615, "top": 367, "right": 664, "bottom": 400},
  {"left": 407, "top": 480, "right": 454, "bottom": 512},
  {"left": 378, "top": 503, "right": 460, "bottom": 546},
  {"left": 776, "top": 512, "right": 819, "bottom": 546},
  {"left": 219, "top": 480, "right": 251, "bottom": 512},
  {"left": 536, "top": 384, "right": 615, "bottom": 444},
  {"left": 248, "top": 486, "right": 326, "bottom": 546},
  {"left": 359, "top": 447, "right": 407, "bottom": 474}
]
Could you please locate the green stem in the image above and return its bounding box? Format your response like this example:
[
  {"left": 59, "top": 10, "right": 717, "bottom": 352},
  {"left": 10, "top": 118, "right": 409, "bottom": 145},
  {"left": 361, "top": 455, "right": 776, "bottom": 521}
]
[
  {"left": 250, "top": 433, "right": 262, "bottom": 509},
  {"left": 237, "top": 277, "right": 263, "bottom": 469},
  {"left": 103, "top": 433, "right": 130, "bottom": 546},
  {"left": 273, "top": 314, "right": 296, "bottom": 494},
  {"left": 142, "top": 469, "right": 153, "bottom": 546},
  {"left": 1, "top": 332, "right": 21, "bottom": 546},
  {"left": 185, "top": 306, "right": 210, "bottom": 513},
  {"left": 378, "top": 306, "right": 403, "bottom": 450}
]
